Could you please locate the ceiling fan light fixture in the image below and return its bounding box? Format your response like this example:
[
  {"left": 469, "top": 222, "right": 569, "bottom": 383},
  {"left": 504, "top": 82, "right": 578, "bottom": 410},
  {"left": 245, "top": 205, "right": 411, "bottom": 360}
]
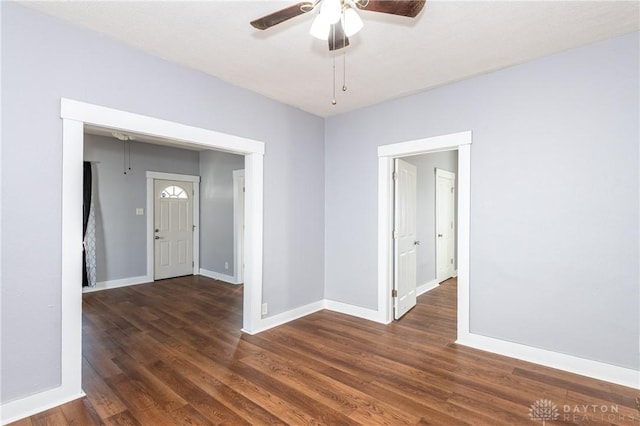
[
  {"left": 309, "top": 13, "right": 330, "bottom": 40},
  {"left": 320, "top": 0, "right": 342, "bottom": 24},
  {"left": 343, "top": 7, "right": 363, "bottom": 37}
]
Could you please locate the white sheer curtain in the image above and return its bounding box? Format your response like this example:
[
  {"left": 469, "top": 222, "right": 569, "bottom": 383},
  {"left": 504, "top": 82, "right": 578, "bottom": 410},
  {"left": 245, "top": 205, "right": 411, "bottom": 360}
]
[{"left": 83, "top": 162, "right": 97, "bottom": 287}]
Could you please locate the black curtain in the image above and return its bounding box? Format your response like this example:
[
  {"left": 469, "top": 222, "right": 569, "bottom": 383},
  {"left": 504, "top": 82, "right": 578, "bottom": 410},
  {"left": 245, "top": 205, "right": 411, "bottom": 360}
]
[{"left": 82, "top": 161, "right": 92, "bottom": 287}]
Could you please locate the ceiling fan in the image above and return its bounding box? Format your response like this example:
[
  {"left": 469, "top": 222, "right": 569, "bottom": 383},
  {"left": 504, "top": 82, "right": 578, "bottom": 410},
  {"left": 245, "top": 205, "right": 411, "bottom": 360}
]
[{"left": 251, "top": 0, "right": 426, "bottom": 51}]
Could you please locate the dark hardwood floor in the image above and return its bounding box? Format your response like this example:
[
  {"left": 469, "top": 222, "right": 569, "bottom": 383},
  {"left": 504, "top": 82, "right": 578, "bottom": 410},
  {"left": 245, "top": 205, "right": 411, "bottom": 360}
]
[{"left": 11, "top": 276, "right": 639, "bottom": 425}]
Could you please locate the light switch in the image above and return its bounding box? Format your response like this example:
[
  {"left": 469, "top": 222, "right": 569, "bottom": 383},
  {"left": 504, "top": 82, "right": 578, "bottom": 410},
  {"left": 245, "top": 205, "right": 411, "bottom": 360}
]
[{"left": 136, "top": 208, "right": 144, "bottom": 216}]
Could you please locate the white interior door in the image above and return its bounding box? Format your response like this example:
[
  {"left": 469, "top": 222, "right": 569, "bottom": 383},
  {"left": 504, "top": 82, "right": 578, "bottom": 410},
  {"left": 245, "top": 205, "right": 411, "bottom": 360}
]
[
  {"left": 436, "top": 169, "right": 456, "bottom": 283},
  {"left": 154, "top": 179, "right": 194, "bottom": 280},
  {"left": 393, "top": 159, "right": 418, "bottom": 319}
]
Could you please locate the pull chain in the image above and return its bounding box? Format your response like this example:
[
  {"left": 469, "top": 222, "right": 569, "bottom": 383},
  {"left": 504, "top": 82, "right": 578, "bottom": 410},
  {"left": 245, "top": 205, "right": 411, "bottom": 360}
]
[
  {"left": 123, "top": 139, "right": 132, "bottom": 174},
  {"left": 332, "top": 55, "right": 337, "bottom": 105},
  {"left": 342, "top": 50, "right": 347, "bottom": 92},
  {"left": 331, "top": 23, "right": 337, "bottom": 106},
  {"left": 342, "top": 21, "right": 347, "bottom": 92}
]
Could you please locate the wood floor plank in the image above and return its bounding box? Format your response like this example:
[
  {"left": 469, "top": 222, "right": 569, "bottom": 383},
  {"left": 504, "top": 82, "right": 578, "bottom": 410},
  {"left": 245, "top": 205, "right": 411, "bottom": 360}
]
[
  {"left": 109, "top": 352, "right": 187, "bottom": 413},
  {"left": 102, "top": 410, "right": 142, "bottom": 426},
  {"left": 59, "top": 398, "right": 102, "bottom": 426},
  {"left": 80, "top": 357, "right": 128, "bottom": 419},
  {"left": 158, "top": 344, "right": 324, "bottom": 425},
  {"left": 149, "top": 357, "right": 286, "bottom": 425},
  {"left": 82, "top": 329, "right": 125, "bottom": 379},
  {"left": 228, "top": 360, "right": 361, "bottom": 425},
  {"left": 10, "top": 276, "right": 639, "bottom": 425},
  {"left": 163, "top": 404, "right": 217, "bottom": 426},
  {"left": 144, "top": 359, "right": 252, "bottom": 425},
  {"left": 30, "top": 408, "right": 68, "bottom": 426}
]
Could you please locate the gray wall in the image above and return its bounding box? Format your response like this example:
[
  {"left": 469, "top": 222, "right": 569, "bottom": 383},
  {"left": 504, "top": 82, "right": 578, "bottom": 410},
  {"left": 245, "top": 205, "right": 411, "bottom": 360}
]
[
  {"left": 325, "top": 32, "right": 639, "bottom": 369},
  {"left": 405, "top": 151, "right": 458, "bottom": 286},
  {"left": 1, "top": 2, "right": 324, "bottom": 403},
  {"left": 84, "top": 135, "right": 201, "bottom": 282},
  {"left": 199, "top": 150, "right": 245, "bottom": 276}
]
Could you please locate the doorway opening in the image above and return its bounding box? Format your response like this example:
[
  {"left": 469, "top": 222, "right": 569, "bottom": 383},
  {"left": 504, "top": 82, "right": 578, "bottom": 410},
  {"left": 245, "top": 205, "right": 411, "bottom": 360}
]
[
  {"left": 82, "top": 129, "right": 246, "bottom": 289},
  {"left": 377, "top": 131, "right": 471, "bottom": 339},
  {"left": 391, "top": 152, "right": 459, "bottom": 320},
  {"left": 60, "top": 98, "right": 265, "bottom": 399}
]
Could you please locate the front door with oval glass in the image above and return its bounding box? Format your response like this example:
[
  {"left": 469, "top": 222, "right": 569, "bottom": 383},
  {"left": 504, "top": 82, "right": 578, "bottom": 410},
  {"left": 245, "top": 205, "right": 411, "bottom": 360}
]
[{"left": 154, "top": 179, "right": 194, "bottom": 280}]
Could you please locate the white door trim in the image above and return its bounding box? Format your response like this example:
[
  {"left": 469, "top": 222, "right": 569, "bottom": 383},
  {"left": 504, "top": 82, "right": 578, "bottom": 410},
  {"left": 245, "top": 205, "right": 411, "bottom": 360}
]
[
  {"left": 58, "top": 98, "right": 265, "bottom": 410},
  {"left": 377, "top": 131, "right": 472, "bottom": 335},
  {"left": 233, "top": 169, "right": 245, "bottom": 285},
  {"left": 146, "top": 172, "right": 201, "bottom": 280}
]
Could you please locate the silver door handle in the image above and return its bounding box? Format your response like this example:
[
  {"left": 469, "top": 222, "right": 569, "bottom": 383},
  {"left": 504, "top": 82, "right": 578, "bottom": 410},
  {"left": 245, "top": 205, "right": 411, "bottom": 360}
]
[
  {"left": 155, "top": 236, "right": 161, "bottom": 240},
  {"left": 438, "top": 234, "right": 443, "bottom": 237},
  {"left": 414, "top": 241, "right": 421, "bottom": 245}
]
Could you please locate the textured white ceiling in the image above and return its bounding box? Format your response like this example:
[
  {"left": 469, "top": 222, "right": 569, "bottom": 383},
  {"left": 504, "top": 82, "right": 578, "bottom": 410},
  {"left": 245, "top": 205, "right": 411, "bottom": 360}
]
[{"left": 22, "top": 1, "right": 640, "bottom": 117}]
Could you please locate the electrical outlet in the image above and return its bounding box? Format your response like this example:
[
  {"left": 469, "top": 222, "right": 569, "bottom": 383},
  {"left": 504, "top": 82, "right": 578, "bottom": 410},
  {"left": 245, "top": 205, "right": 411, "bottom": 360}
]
[
  {"left": 225, "top": 262, "right": 229, "bottom": 270},
  {"left": 135, "top": 208, "right": 144, "bottom": 216},
  {"left": 261, "top": 303, "right": 268, "bottom": 316}
]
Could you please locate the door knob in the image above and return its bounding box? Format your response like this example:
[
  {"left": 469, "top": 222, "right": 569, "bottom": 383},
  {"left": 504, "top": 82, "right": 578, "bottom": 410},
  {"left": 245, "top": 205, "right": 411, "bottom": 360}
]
[
  {"left": 438, "top": 234, "right": 443, "bottom": 237},
  {"left": 414, "top": 241, "right": 421, "bottom": 246},
  {"left": 155, "top": 228, "right": 159, "bottom": 233},
  {"left": 155, "top": 236, "right": 160, "bottom": 240}
]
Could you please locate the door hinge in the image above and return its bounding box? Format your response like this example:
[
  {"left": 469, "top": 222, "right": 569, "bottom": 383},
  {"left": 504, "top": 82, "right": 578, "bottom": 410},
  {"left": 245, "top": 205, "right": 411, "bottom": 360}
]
[
  {"left": 192, "top": 261, "right": 194, "bottom": 267},
  {"left": 392, "top": 171, "right": 397, "bottom": 181},
  {"left": 451, "top": 187, "right": 454, "bottom": 194},
  {"left": 392, "top": 289, "right": 398, "bottom": 298},
  {"left": 392, "top": 230, "right": 398, "bottom": 239},
  {"left": 450, "top": 259, "right": 454, "bottom": 264}
]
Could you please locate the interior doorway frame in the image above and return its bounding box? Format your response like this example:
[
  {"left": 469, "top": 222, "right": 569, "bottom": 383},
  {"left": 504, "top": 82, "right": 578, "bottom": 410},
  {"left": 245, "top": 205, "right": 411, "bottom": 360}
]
[
  {"left": 60, "top": 98, "right": 265, "bottom": 400},
  {"left": 233, "top": 169, "right": 245, "bottom": 285},
  {"left": 146, "top": 171, "right": 201, "bottom": 280},
  {"left": 377, "top": 131, "right": 472, "bottom": 339}
]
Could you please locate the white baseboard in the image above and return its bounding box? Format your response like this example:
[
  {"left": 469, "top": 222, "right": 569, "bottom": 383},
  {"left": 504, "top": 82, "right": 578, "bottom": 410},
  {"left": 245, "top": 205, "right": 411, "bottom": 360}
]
[
  {"left": 417, "top": 279, "right": 439, "bottom": 296},
  {"left": 1, "top": 386, "right": 85, "bottom": 425},
  {"left": 242, "top": 299, "right": 387, "bottom": 335},
  {"left": 324, "top": 299, "right": 386, "bottom": 323},
  {"left": 456, "top": 332, "right": 640, "bottom": 390},
  {"left": 82, "top": 275, "right": 151, "bottom": 293},
  {"left": 243, "top": 300, "right": 325, "bottom": 335},
  {"left": 199, "top": 268, "right": 239, "bottom": 285}
]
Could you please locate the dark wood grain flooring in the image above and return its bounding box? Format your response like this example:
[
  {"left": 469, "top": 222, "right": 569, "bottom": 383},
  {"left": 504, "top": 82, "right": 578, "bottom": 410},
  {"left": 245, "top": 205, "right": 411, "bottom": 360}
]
[{"left": 10, "top": 275, "right": 639, "bottom": 425}]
